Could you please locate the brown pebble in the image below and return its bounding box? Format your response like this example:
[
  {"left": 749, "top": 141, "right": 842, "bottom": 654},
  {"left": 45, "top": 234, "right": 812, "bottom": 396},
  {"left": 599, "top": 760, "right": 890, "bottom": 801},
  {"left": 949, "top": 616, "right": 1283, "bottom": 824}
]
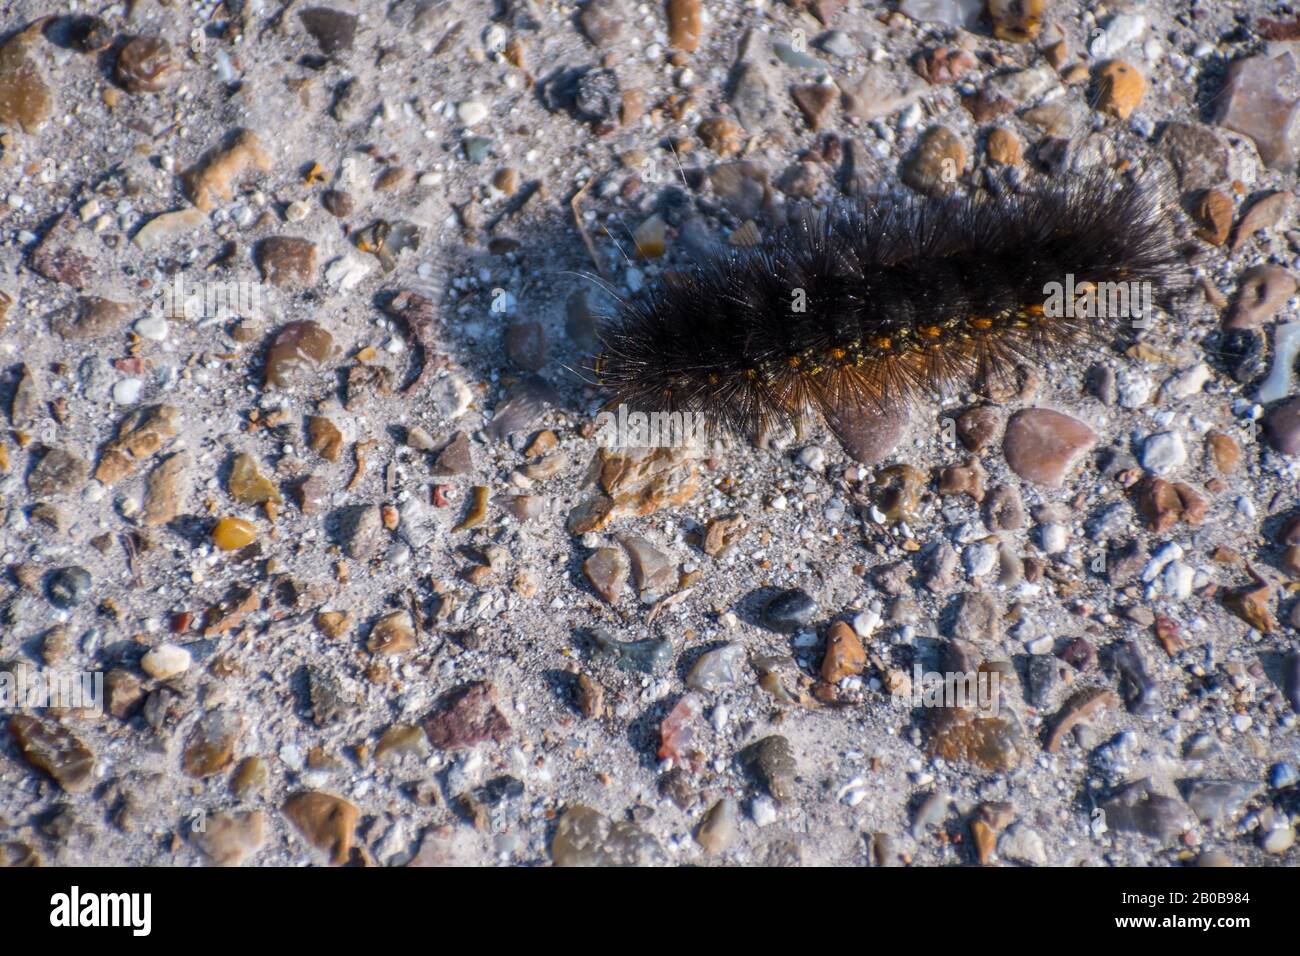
[
  {"left": 0, "top": 25, "right": 52, "bottom": 133},
  {"left": 1193, "top": 188, "right": 1234, "bottom": 246},
  {"left": 583, "top": 547, "right": 629, "bottom": 603},
  {"left": 697, "top": 116, "right": 745, "bottom": 157},
  {"left": 1205, "top": 431, "right": 1241, "bottom": 474},
  {"left": 791, "top": 84, "right": 837, "bottom": 131},
  {"left": 1223, "top": 583, "right": 1276, "bottom": 633},
  {"left": 988, "top": 0, "right": 1047, "bottom": 42},
  {"left": 257, "top": 237, "right": 318, "bottom": 289},
  {"left": 1135, "top": 477, "right": 1207, "bottom": 532},
  {"left": 1043, "top": 40, "right": 1068, "bottom": 70},
  {"left": 314, "top": 610, "right": 353, "bottom": 639},
  {"left": 1095, "top": 60, "right": 1145, "bottom": 119},
  {"left": 264, "top": 321, "right": 338, "bottom": 389},
  {"left": 1230, "top": 191, "right": 1291, "bottom": 253},
  {"left": 492, "top": 168, "right": 519, "bottom": 195},
  {"left": 666, "top": 0, "right": 703, "bottom": 53},
  {"left": 322, "top": 189, "right": 355, "bottom": 217},
  {"left": 985, "top": 126, "right": 1023, "bottom": 166},
  {"left": 182, "top": 129, "right": 272, "bottom": 212},
  {"left": 902, "top": 126, "right": 967, "bottom": 196},
  {"left": 1002, "top": 408, "right": 1097, "bottom": 488},
  {"left": 576, "top": 673, "right": 605, "bottom": 718},
  {"left": 116, "top": 36, "right": 180, "bottom": 93},
  {"left": 821, "top": 621, "right": 867, "bottom": 684},
  {"left": 182, "top": 710, "right": 242, "bottom": 779},
  {"left": 956, "top": 405, "right": 1002, "bottom": 452},
  {"left": 367, "top": 610, "right": 417, "bottom": 656},
  {"left": 938, "top": 460, "right": 986, "bottom": 503},
  {"left": 1226, "top": 264, "right": 1296, "bottom": 330},
  {"left": 1046, "top": 687, "right": 1118, "bottom": 753},
  {"left": 9, "top": 715, "right": 95, "bottom": 793},
  {"left": 306, "top": 416, "right": 344, "bottom": 463},
  {"left": 282, "top": 791, "right": 359, "bottom": 865}
]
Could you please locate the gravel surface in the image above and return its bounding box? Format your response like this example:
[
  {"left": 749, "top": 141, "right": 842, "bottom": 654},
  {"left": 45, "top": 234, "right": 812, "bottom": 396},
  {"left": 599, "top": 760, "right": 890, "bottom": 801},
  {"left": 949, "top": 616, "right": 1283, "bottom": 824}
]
[{"left": 0, "top": 0, "right": 1298, "bottom": 867}]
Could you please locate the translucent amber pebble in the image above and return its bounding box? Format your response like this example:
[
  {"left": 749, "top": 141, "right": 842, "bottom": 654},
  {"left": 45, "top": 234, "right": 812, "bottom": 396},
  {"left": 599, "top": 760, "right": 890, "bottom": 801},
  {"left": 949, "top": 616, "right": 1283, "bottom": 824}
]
[
  {"left": 633, "top": 214, "right": 666, "bottom": 258},
  {"left": 264, "top": 320, "right": 336, "bottom": 388},
  {"left": 228, "top": 452, "right": 282, "bottom": 505},
  {"left": 212, "top": 517, "right": 257, "bottom": 550}
]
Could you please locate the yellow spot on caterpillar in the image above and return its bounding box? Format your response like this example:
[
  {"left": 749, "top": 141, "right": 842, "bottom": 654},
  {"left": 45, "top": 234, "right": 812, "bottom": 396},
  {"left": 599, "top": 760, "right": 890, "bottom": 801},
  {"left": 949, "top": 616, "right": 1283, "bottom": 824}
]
[
  {"left": 1024, "top": 303, "right": 1045, "bottom": 315},
  {"left": 787, "top": 355, "right": 802, "bottom": 367},
  {"left": 919, "top": 325, "right": 942, "bottom": 339},
  {"left": 967, "top": 316, "right": 994, "bottom": 330},
  {"left": 873, "top": 337, "right": 892, "bottom": 351},
  {"left": 828, "top": 347, "right": 846, "bottom": 361}
]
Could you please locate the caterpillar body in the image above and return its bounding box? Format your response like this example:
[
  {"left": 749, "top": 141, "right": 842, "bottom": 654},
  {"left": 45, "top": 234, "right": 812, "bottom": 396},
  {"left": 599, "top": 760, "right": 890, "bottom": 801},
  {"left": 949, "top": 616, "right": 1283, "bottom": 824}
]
[{"left": 594, "top": 172, "right": 1182, "bottom": 459}]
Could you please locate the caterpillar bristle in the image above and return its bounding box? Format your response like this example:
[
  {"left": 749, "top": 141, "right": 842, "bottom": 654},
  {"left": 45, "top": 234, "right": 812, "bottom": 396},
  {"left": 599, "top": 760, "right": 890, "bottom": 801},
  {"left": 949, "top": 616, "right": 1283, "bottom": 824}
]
[{"left": 594, "top": 171, "right": 1182, "bottom": 457}]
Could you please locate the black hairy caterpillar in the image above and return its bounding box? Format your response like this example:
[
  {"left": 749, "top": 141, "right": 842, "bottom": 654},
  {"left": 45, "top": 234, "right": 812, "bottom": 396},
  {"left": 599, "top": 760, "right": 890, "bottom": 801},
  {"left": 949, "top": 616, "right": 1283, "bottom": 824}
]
[{"left": 593, "top": 172, "right": 1182, "bottom": 460}]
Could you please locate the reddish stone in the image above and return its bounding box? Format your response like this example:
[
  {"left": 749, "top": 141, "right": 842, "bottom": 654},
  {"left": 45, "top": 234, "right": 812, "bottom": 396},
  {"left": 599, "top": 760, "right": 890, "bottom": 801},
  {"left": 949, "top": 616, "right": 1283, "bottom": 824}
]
[
  {"left": 423, "top": 682, "right": 510, "bottom": 750},
  {"left": 1002, "top": 408, "right": 1097, "bottom": 488}
]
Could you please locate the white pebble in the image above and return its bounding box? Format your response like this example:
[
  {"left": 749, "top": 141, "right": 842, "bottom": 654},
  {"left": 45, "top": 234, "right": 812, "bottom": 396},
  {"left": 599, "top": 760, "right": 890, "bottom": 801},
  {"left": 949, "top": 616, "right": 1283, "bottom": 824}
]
[
  {"left": 1090, "top": 13, "right": 1147, "bottom": 58},
  {"left": 112, "top": 378, "right": 143, "bottom": 404},
  {"left": 750, "top": 796, "right": 778, "bottom": 827},
  {"left": 1039, "top": 522, "right": 1068, "bottom": 555},
  {"left": 964, "top": 542, "right": 998, "bottom": 578},
  {"left": 852, "top": 608, "right": 880, "bottom": 639},
  {"left": 1161, "top": 560, "right": 1194, "bottom": 601},
  {"left": 134, "top": 315, "right": 169, "bottom": 341},
  {"left": 1116, "top": 367, "right": 1151, "bottom": 408},
  {"left": 1141, "top": 431, "right": 1186, "bottom": 476},
  {"left": 457, "top": 100, "right": 488, "bottom": 126},
  {"left": 140, "top": 643, "right": 192, "bottom": 680},
  {"left": 1163, "top": 363, "right": 1210, "bottom": 399},
  {"left": 797, "top": 445, "right": 826, "bottom": 471}
]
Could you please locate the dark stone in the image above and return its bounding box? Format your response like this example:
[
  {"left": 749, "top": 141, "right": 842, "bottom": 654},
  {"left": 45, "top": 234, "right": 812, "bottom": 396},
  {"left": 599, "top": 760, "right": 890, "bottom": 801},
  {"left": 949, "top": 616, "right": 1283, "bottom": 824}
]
[
  {"left": 46, "top": 566, "right": 91, "bottom": 609},
  {"left": 299, "top": 7, "right": 357, "bottom": 55},
  {"left": 589, "top": 628, "right": 672, "bottom": 673},
  {"left": 1100, "top": 779, "right": 1193, "bottom": 843},
  {"left": 335, "top": 504, "right": 382, "bottom": 560},
  {"left": 477, "top": 775, "right": 524, "bottom": 805},
  {"left": 431, "top": 431, "right": 474, "bottom": 475},
  {"left": 1283, "top": 652, "right": 1300, "bottom": 714},
  {"left": 485, "top": 375, "right": 560, "bottom": 441},
  {"left": 1057, "top": 636, "right": 1096, "bottom": 670},
  {"left": 307, "top": 667, "right": 350, "bottom": 727},
  {"left": 950, "top": 591, "right": 1001, "bottom": 643},
  {"left": 762, "top": 588, "right": 816, "bottom": 633},
  {"left": 1221, "top": 328, "right": 1267, "bottom": 385},
  {"left": 1025, "top": 654, "right": 1059, "bottom": 709},
  {"left": 1113, "top": 639, "right": 1158, "bottom": 716},
  {"left": 573, "top": 67, "right": 620, "bottom": 123},
  {"left": 745, "top": 735, "right": 797, "bottom": 802}
]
